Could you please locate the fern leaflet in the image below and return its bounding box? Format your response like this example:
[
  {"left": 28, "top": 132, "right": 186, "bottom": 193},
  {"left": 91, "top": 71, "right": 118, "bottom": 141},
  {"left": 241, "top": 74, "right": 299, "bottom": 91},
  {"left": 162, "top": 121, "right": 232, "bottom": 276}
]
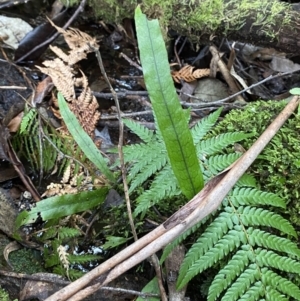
[
  {"left": 205, "top": 153, "right": 241, "bottom": 173},
  {"left": 238, "top": 282, "right": 263, "bottom": 301},
  {"left": 222, "top": 264, "right": 260, "bottom": 301},
  {"left": 261, "top": 268, "right": 300, "bottom": 300},
  {"left": 191, "top": 107, "right": 222, "bottom": 143},
  {"left": 134, "top": 165, "right": 179, "bottom": 216},
  {"left": 160, "top": 216, "right": 209, "bottom": 264},
  {"left": 20, "top": 108, "right": 36, "bottom": 134},
  {"left": 123, "top": 118, "right": 154, "bottom": 143},
  {"left": 255, "top": 248, "right": 300, "bottom": 273},
  {"left": 247, "top": 228, "right": 300, "bottom": 258},
  {"left": 196, "top": 132, "right": 253, "bottom": 156},
  {"left": 178, "top": 227, "right": 247, "bottom": 287},
  {"left": 233, "top": 206, "right": 297, "bottom": 237},
  {"left": 229, "top": 188, "right": 286, "bottom": 208},
  {"left": 208, "top": 246, "right": 252, "bottom": 301}
]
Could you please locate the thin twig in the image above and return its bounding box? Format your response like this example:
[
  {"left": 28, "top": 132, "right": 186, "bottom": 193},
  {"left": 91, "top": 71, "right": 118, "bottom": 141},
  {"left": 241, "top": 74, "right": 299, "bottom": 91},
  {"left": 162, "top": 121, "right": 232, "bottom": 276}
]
[
  {"left": 98, "top": 120, "right": 156, "bottom": 130},
  {"left": 92, "top": 90, "right": 148, "bottom": 98},
  {"left": 119, "top": 52, "right": 142, "bottom": 71},
  {"left": 0, "top": 0, "right": 32, "bottom": 9},
  {"left": 0, "top": 269, "right": 159, "bottom": 298},
  {"left": 93, "top": 47, "right": 138, "bottom": 242},
  {"left": 94, "top": 42, "right": 168, "bottom": 301},
  {"left": 100, "top": 110, "right": 153, "bottom": 120},
  {"left": 99, "top": 286, "right": 159, "bottom": 298},
  {"left": 15, "top": 0, "right": 88, "bottom": 63},
  {"left": 1, "top": 48, "right": 35, "bottom": 91},
  {"left": 150, "top": 254, "right": 168, "bottom": 301},
  {"left": 38, "top": 114, "right": 44, "bottom": 184},
  {"left": 0, "top": 86, "right": 27, "bottom": 89},
  {"left": 181, "top": 70, "right": 299, "bottom": 107},
  {"left": 174, "top": 36, "right": 183, "bottom": 67},
  {"left": 94, "top": 71, "right": 299, "bottom": 109}
]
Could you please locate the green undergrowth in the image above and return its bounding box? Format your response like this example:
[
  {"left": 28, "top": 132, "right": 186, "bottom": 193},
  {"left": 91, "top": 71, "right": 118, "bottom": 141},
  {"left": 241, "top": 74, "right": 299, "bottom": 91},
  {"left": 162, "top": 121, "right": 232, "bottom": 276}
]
[
  {"left": 122, "top": 102, "right": 300, "bottom": 300},
  {"left": 209, "top": 100, "right": 300, "bottom": 229},
  {"left": 8, "top": 248, "right": 45, "bottom": 274},
  {"left": 13, "top": 5, "right": 300, "bottom": 300},
  {"left": 123, "top": 8, "right": 300, "bottom": 300},
  {"left": 0, "top": 286, "right": 16, "bottom": 301},
  {"left": 12, "top": 107, "right": 85, "bottom": 176}
]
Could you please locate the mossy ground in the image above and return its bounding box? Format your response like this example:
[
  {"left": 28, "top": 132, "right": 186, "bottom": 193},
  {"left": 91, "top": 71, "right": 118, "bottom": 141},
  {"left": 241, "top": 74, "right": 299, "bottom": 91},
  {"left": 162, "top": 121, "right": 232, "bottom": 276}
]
[
  {"left": 64, "top": 0, "right": 292, "bottom": 41},
  {"left": 8, "top": 248, "right": 45, "bottom": 274},
  {"left": 0, "top": 286, "right": 16, "bottom": 301},
  {"left": 209, "top": 100, "right": 300, "bottom": 232}
]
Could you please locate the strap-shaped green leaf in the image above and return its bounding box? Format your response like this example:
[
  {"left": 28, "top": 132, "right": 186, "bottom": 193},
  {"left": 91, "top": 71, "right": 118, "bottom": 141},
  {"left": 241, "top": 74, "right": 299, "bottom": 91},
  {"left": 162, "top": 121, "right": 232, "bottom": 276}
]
[
  {"left": 57, "top": 92, "right": 115, "bottom": 183},
  {"left": 15, "top": 187, "right": 108, "bottom": 227},
  {"left": 135, "top": 7, "right": 203, "bottom": 198}
]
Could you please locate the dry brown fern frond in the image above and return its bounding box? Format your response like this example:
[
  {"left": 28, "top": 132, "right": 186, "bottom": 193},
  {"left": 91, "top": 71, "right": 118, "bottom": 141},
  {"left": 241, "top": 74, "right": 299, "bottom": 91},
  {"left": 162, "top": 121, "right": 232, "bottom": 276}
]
[
  {"left": 172, "top": 65, "right": 210, "bottom": 83},
  {"left": 57, "top": 245, "right": 70, "bottom": 278},
  {"left": 37, "top": 20, "right": 101, "bottom": 139},
  {"left": 69, "top": 99, "right": 100, "bottom": 137},
  {"left": 47, "top": 18, "right": 99, "bottom": 65},
  {"left": 69, "top": 71, "right": 100, "bottom": 137},
  {"left": 37, "top": 58, "right": 76, "bottom": 102}
]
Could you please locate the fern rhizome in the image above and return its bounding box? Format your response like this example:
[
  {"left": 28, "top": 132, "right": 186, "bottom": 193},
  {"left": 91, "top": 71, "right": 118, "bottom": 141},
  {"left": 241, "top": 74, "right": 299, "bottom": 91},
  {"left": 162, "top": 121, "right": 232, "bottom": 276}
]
[{"left": 122, "top": 107, "right": 300, "bottom": 300}]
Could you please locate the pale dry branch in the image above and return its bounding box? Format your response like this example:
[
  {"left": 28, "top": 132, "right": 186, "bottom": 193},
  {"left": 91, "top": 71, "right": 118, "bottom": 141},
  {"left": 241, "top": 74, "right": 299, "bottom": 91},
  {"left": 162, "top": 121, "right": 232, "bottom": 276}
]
[{"left": 209, "top": 45, "right": 246, "bottom": 103}]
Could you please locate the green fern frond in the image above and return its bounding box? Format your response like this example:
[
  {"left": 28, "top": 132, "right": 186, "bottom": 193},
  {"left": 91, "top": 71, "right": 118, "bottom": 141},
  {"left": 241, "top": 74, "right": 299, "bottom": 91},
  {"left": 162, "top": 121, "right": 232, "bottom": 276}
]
[
  {"left": 208, "top": 246, "right": 252, "bottom": 301},
  {"left": 123, "top": 118, "right": 154, "bottom": 143},
  {"left": 180, "top": 211, "right": 236, "bottom": 266},
  {"left": 191, "top": 107, "right": 222, "bottom": 143},
  {"left": 222, "top": 264, "right": 260, "bottom": 301},
  {"left": 41, "top": 228, "right": 58, "bottom": 240},
  {"left": 210, "top": 263, "right": 300, "bottom": 301},
  {"left": 232, "top": 206, "right": 297, "bottom": 237},
  {"left": 13, "top": 111, "right": 80, "bottom": 174},
  {"left": 238, "top": 282, "right": 263, "bottom": 301},
  {"left": 265, "top": 287, "right": 289, "bottom": 301},
  {"left": 229, "top": 188, "right": 286, "bottom": 208},
  {"left": 235, "top": 174, "right": 257, "bottom": 188},
  {"left": 121, "top": 142, "right": 158, "bottom": 164},
  {"left": 261, "top": 268, "right": 300, "bottom": 300},
  {"left": 178, "top": 198, "right": 300, "bottom": 299},
  {"left": 122, "top": 105, "right": 300, "bottom": 301},
  {"left": 175, "top": 210, "right": 240, "bottom": 283},
  {"left": 160, "top": 217, "right": 209, "bottom": 264},
  {"left": 127, "top": 150, "right": 163, "bottom": 183},
  {"left": 178, "top": 227, "right": 247, "bottom": 288},
  {"left": 255, "top": 248, "right": 300, "bottom": 273},
  {"left": 134, "top": 165, "right": 179, "bottom": 216},
  {"left": 45, "top": 253, "right": 60, "bottom": 268},
  {"left": 57, "top": 227, "right": 81, "bottom": 240},
  {"left": 196, "top": 132, "right": 252, "bottom": 156},
  {"left": 205, "top": 153, "right": 241, "bottom": 173},
  {"left": 68, "top": 254, "right": 101, "bottom": 264},
  {"left": 207, "top": 248, "right": 300, "bottom": 301},
  {"left": 247, "top": 228, "right": 300, "bottom": 258},
  {"left": 20, "top": 108, "right": 36, "bottom": 134},
  {"left": 53, "top": 265, "right": 84, "bottom": 280},
  {"left": 129, "top": 153, "right": 167, "bottom": 193}
]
